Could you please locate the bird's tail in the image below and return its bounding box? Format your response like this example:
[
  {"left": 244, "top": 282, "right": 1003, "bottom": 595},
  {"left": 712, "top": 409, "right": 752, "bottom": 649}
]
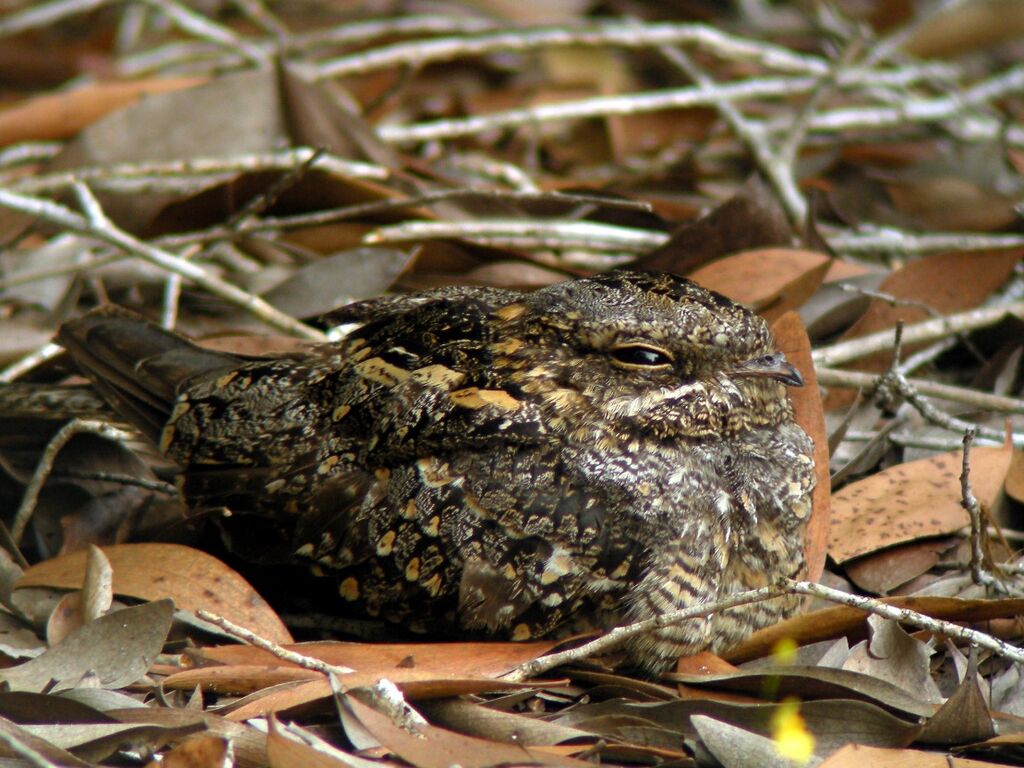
[{"left": 56, "top": 307, "right": 241, "bottom": 445}]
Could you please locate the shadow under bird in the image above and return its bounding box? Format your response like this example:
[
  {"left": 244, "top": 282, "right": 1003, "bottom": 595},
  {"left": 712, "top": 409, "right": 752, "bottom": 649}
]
[{"left": 56, "top": 270, "right": 814, "bottom": 673}]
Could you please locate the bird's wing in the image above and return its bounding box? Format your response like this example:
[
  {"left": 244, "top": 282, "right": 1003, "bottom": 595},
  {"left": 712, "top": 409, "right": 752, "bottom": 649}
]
[{"left": 56, "top": 306, "right": 245, "bottom": 444}]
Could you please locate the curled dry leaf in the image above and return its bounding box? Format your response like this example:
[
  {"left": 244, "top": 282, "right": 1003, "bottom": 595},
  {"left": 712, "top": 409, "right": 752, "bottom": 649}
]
[
  {"left": 555, "top": 696, "right": 923, "bottom": 753},
  {"left": 829, "top": 441, "right": 1013, "bottom": 564},
  {"left": 17, "top": 543, "right": 291, "bottom": 646},
  {"left": 48, "top": 544, "right": 116, "bottom": 648},
  {"left": 843, "top": 616, "right": 942, "bottom": 704}
]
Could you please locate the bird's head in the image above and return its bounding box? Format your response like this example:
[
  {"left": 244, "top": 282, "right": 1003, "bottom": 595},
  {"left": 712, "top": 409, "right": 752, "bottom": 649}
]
[{"left": 490, "top": 271, "right": 802, "bottom": 443}]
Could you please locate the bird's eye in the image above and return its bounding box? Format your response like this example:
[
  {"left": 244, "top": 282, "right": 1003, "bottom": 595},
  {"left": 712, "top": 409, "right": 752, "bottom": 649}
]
[{"left": 610, "top": 344, "right": 673, "bottom": 368}]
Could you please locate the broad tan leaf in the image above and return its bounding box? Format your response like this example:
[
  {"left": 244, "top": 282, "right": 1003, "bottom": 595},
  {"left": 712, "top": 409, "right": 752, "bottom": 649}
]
[
  {"left": 829, "top": 442, "right": 1012, "bottom": 563},
  {"left": 157, "top": 735, "right": 232, "bottom": 768},
  {"left": 820, "top": 743, "right": 998, "bottom": 767},
  {"left": 18, "top": 543, "right": 291, "bottom": 645},
  {"left": 691, "top": 248, "right": 831, "bottom": 321}
]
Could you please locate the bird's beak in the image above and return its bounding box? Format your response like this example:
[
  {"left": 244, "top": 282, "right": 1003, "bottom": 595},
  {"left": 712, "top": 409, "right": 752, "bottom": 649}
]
[{"left": 733, "top": 352, "right": 804, "bottom": 387}]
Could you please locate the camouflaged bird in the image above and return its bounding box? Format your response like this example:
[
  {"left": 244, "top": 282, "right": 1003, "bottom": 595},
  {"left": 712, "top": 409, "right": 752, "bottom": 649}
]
[{"left": 56, "top": 270, "right": 814, "bottom": 672}]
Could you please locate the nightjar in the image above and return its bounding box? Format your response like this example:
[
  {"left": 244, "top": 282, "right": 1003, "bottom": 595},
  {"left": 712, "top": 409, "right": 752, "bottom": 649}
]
[{"left": 56, "top": 270, "right": 815, "bottom": 672}]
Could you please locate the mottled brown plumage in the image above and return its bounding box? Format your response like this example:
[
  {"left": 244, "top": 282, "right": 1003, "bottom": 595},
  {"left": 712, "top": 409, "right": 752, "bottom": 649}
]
[{"left": 56, "top": 271, "right": 814, "bottom": 672}]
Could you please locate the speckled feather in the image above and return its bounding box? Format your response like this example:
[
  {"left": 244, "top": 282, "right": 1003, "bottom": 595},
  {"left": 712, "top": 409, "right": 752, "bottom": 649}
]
[{"left": 57, "top": 271, "right": 814, "bottom": 672}]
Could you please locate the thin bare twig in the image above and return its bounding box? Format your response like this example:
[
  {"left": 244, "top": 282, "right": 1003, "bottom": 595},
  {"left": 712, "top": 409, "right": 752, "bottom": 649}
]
[
  {"left": 960, "top": 430, "right": 999, "bottom": 589},
  {"left": 0, "top": 0, "right": 113, "bottom": 38},
  {"left": 503, "top": 585, "right": 786, "bottom": 681},
  {"left": 815, "top": 368, "right": 1024, "bottom": 415},
  {"left": 787, "top": 580, "right": 1024, "bottom": 663},
  {"left": 138, "top": 0, "right": 268, "bottom": 65},
  {"left": 11, "top": 419, "right": 135, "bottom": 544},
  {"left": 655, "top": 44, "right": 808, "bottom": 225},
  {"left": 812, "top": 301, "right": 1024, "bottom": 368},
  {"left": 783, "top": 64, "right": 1024, "bottom": 147},
  {"left": 316, "top": 21, "right": 832, "bottom": 80},
  {"left": 195, "top": 609, "right": 355, "bottom": 677},
  {"left": 49, "top": 469, "right": 176, "bottom": 495},
  {"left": 364, "top": 219, "right": 664, "bottom": 253},
  {"left": 884, "top": 371, "right": 1014, "bottom": 445},
  {"left": 0, "top": 186, "right": 327, "bottom": 342},
  {"left": 505, "top": 576, "right": 1024, "bottom": 681},
  {"left": 11, "top": 149, "right": 388, "bottom": 195},
  {"left": 828, "top": 228, "right": 1024, "bottom": 254},
  {"left": 0, "top": 344, "right": 66, "bottom": 384}
]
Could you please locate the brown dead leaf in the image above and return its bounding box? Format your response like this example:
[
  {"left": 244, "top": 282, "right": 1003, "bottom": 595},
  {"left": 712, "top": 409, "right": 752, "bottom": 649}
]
[
  {"left": 824, "top": 259, "right": 877, "bottom": 282},
  {"left": 823, "top": 247, "right": 1023, "bottom": 410},
  {"left": 675, "top": 651, "right": 739, "bottom": 676},
  {"left": 918, "top": 654, "right": 994, "bottom": 746},
  {"left": 691, "top": 248, "right": 831, "bottom": 321},
  {"left": 690, "top": 716, "right": 794, "bottom": 768},
  {"left": 608, "top": 108, "right": 716, "bottom": 159},
  {"left": 341, "top": 694, "right": 592, "bottom": 768},
  {"left": 218, "top": 676, "right": 546, "bottom": 720},
  {"left": 113, "top": 707, "right": 267, "bottom": 768},
  {"left": 44, "top": 592, "right": 87, "bottom": 650},
  {"left": 633, "top": 175, "right": 793, "bottom": 275},
  {"left": 843, "top": 616, "right": 942, "bottom": 703},
  {"left": 268, "top": 717, "right": 402, "bottom": 768},
  {"left": 671, "top": 666, "right": 933, "bottom": 719},
  {"left": 152, "top": 735, "right": 232, "bottom": 768},
  {"left": 192, "top": 638, "right": 556, "bottom": 676},
  {"left": 261, "top": 247, "right": 413, "bottom": 319},
  {"left": 845, "top": 538, "right": 959, "bottom": 595},
  {"left": 165, "top": 638, "right": 562, "bottom": 715},
  {"left": 829, "top": 442, "right": 1013, "bottom": 564},
  {"left": 0, "top": 716, "right": 92, "bottom": 767},
  {"left": 0, "top": 78, "right": 207, "bottom": 147},
  {"left": 1006, "top": 450, "right": 1024, "bottom": 504},
  {"left": 772, "top": 312, "right": 831, "bottom": 582},
  {"left": 885, "top": 175, "right": 1018, "bottom": 232},
  {"left": 902, "top": 0, "right": 1024, "bottom": 57},
  {"left": 280, "top": 61, "right": 401, "bottom": 169},
  {"left": 820, "top": 743, "right": 998, "bottom": 767},
  {"left": 727, "top": 596, "right": 1024, "bottom": 663},
  {"left": 17, "top": 543, "right": 292, "bottom": 645}
]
